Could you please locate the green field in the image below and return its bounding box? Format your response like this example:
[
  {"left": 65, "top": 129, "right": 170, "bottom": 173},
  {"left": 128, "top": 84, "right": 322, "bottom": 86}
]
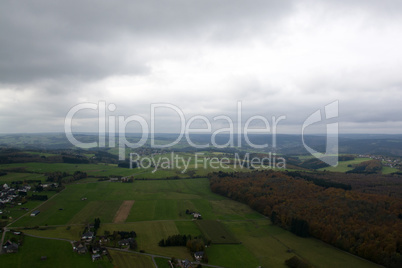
[
  {"left": 5, "top": 178, "right": 261, "bottom": 226},
  {"left": 0, "top": 162, "right": 138, "bottom": 177},
  {"left": 225, "top": 220, "right": 380, "bottom": 268},
  {"left": 1, "top": 190, "right": 58, "bottom": 223},
  {"left": 318, "top": 157, "right": 371, "bottom": 172},
  {"left": 22, "top": 225, "right": 85, "bottom": 241},
  {"left": 0, "top": 172, "right": 46, "bottom": 183},
  {"left": 99, "top": 221, "right": 193, "bottom": 260},
  {"left": 175, "top": 221, "right": 202, "bottom": 237},
  {"left": 317, "top": 157, "right": 400, "bottom": 174},
  {"left": 0, "top": 236, "right": 112, "bottom": 268},
  {"left": 68, "top": 200, "right": 122, "bottom": 224},
  {"left": 154, "top": 257, "right": 171, "bottom": 268},
  {"left": 206, "top": 244, "right": 260, "bottom": 268},
  {"left": 108, "top": 249, "right": 155, "bottom": 268},
  {"left": 5, "top": 177, "right": 382, "bottom": 267},
  {"left": 382, "top": 166, "right": 399, "bottom": 174},
  {"left": 195, "top": 220, "right": 239, "bottom": 244},
  {"left": 0, "top": 152, "right": 261, "bottom": 180}
]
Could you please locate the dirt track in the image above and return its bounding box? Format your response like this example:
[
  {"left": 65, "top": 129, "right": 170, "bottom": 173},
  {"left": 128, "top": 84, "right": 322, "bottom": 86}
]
[{"left": 113, "top": 200, "right": 135, "bottom": 223}]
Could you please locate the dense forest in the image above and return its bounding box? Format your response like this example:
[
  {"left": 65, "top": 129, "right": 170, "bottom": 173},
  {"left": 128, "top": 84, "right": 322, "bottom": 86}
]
[
  {"left": 286, "top": 170, "right": 402, "bottom": 197},
  {"left": 209, "top": 170, "right": 402, "bottom": 268},
  {"left": 346, "top": 159, "right": 383, "bottom": 174}
]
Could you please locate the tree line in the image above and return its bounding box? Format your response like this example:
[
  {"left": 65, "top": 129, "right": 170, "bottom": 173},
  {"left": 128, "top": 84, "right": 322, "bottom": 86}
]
[{"left": 209, "top": 170, "right": 402, "bottom": 268}]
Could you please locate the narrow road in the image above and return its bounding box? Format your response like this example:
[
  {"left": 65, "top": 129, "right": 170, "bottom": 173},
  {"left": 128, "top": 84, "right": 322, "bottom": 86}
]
[
  {"left": 0, "top": 188, "right": 64, "bottom": 253},
  {"left": 24, "top": 233, "right": 74, "bottom": 243},
  {"left": 6, "top": 188, "right": 65, "bottom": 229},
  {"left": 151, "top": 256, "right": 158, "bottom": 268},
  {"left": 0, "top": 227, "right": 8, "bottom": 252}
]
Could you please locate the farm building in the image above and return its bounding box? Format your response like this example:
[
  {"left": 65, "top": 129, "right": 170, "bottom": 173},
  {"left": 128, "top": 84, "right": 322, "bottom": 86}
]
[
  {"left": 72, "top": 241, "right": 87, "bottom": 254},
  {"left": 181, "top": 259, "right": 193, "bottom": 268},
  {"left": 193, "top": 212, "right": 202, "bottom": 219},
  {"left": 118, "top": 238, "right": 134, "bottom": 247},
  {"left": 92, "top": 246, "right": 101, "bottom": 254},
  {"left": 194, "top": 251, "right": 204, "bottom": 261},
  {"left": 30, "top": 210, "right": 40, "bottom": 216},
  {"left": 3, "top": 240, "right": 19, "bottom": 253},
  {"left": 92, "top": 253, "right": 101, "bottom": 262},
  {"left": 81, "top": 231, "right": 94, "bottom": 241}
]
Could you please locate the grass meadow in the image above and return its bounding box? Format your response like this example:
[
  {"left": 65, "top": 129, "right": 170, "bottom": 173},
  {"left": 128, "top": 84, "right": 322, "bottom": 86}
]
[
  {"left": 7, "top": 177, "right": 382, "bottom": 268},
  {"left": 317, "top": 157, "right": 371, "bottom": 172},
  {"left": 0, "top": 151, "right": 263, "bottom": 181},
  {"left": 108, "top": 249, "right": 155, "bottom": 268},
  {"left": 225, "top": 220, "right": 380, "bottom": 268},
  {"left": 0, "top": 162, "right": 141, "bottom": 178},
  {"left": 0, "top": 172, "right": 46, "bottom": 184},
  {"left": 154, "top": 257, "right": 171, "bottom": 268},
  {"left": 382, "top": 166, "right": 399, "bottom": 174},
  {"left": 0, "top": 236, "right": 112, "bottom": 268},
  {"left": 317, "top": 157, "right": 399, "bottom": 174},
  {"left": 100, "top": 221, "right": 194, "bottom": 260},
  {"left": 195, "top": 220, "right": 239, "bottom": 244}
]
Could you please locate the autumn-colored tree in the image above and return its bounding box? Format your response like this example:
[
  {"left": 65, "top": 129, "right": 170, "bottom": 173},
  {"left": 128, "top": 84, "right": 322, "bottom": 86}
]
[{"left": 209, "top": 170, "right": 402, "bottom": 268}]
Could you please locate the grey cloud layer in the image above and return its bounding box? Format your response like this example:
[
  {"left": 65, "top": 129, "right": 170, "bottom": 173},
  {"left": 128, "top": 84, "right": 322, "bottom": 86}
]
[
  {"left": 0, "top": 0, "right": 293, "bottom": 83},
  {"left": 0, "top": 0, "right": 401, "bottom": 133}
]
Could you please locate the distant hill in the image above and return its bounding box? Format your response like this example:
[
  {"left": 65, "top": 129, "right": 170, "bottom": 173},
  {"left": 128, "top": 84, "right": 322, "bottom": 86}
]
[{"left": 1, "top": 133, "right": 402, "bottom": 156}]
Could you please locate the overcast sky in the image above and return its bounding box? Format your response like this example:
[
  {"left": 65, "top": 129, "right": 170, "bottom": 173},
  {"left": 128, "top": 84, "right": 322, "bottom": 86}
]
[{"left": 1, "top": 0, "right": 402, "bottom": 135}]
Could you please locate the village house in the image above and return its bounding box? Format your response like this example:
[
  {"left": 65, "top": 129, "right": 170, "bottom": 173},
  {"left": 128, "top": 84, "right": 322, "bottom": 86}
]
[
  {"left": 22, "top": 185, "right": 31, "bottom": 191},
  {"left": 92, "top": 246, "right": 101, "bottom": 254},
  {"left": 118, "top": 237, "right": 134, "bottom": 247},
  {"left": 17, "top": 185, "right": 30, "bottom": 194},
  {"left": 98, "top": 236, "right": 108, "bottom": 245},
  {"left": 180, "top": 259, "right": 193, "bottom": 268},
  {"left": 194, "top": 251, "right": 204, "bottom": 261},
  {"left": 92, "top": 253, "right": 101, "bottom": 262},
  {"left": 192, "top": 212, "right": 202, "bottom": 219},
  {"left": 30, "top": 210, "right": 40, "bottom": 216},
  {"left": 3, "top": 240, "right": 19, "bottom": 253},
  {"left": 81, "top": 231, "right": 94, "bottom": 242},
  {"left": 0, "top": 185, "right": 20, "bottom": 204},
  {"left": 72, "top": 241, "right": 87, "bottom": 254}
]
